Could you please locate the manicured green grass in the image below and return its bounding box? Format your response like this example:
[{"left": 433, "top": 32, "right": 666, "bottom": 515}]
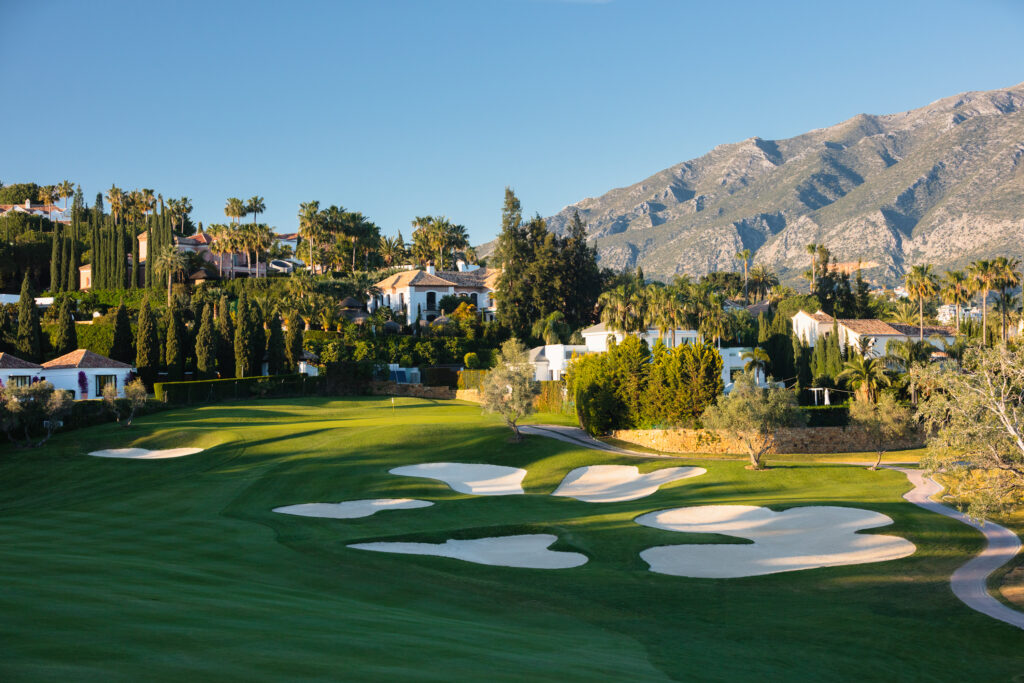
[{"left": 1, "top": 397, "right": 1021, "bottom": 681}]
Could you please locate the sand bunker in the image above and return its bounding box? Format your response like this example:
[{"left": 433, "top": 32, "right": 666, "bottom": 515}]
[
  {"left": 273, "top": 499, "right": 433, "bottom": 519},
  {"left": 87, "top": 447, "right": 204, "bottom": 459},
  {"left": 389, "top": 463, "right": 527, "bottom": 495},
  {"left": 349, "top": 534, "right": 587, "bottom": 569},
  {"left": 552, "top": 465, "right": 707, "bottom": 503},
  {"left": 635, "top": 505, "right": 915, "bottom": 578}
]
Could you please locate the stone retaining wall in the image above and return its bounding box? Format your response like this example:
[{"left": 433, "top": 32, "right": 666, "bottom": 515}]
[
  {"left": 612, "top": 426, "right": 923, "bottom": 455},
  {"left": 455, "top": 389, "right": 482, "bottom": 403},
  {"left": 368, "top": 382, "right": 455, "bottom": 400}
]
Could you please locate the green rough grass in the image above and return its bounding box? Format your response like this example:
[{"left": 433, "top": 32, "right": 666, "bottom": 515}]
[{"left": 1, "top": 396, "right": 1022, "bottom": 681}]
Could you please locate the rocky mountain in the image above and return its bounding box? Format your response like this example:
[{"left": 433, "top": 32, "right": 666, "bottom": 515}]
[{"left": 540, "top": 82, "right": 1024, "bottom": 286}]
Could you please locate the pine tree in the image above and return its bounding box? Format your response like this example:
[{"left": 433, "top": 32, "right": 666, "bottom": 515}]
[
  {"left": 110, "top": 302, "right": 134, "bottom": 363},
  {"left": 285, "top": 312, "right": 303, "bottom": 372},
  {"left": 217, "top": 295, "right": 235, "bottom": 378},
  {"left": 234, "top": 291, "right": 252, "bottom": 378},
  {"left": 52, "top": 296, "right": 78, "bottom": 356},
  {"left": 195, "top": 303, "right": 217, "bottom": 379},
  {"left": 266, "top": 314, "right": 286, "bottom": 375},
  {"left": 15, "top": 274, "right": 43, "bottom": 362},
  {"left": 135, "top": 297, "right": 160, "bottom": 387},
  {"left": 559, "top": 210, "right": 601, "bottom": 329}
]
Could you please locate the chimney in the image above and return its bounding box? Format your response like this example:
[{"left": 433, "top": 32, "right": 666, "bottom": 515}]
[
  {"left": 25, "top": 199, "right": 32, "bottom": 209},
  {"left": 426, "top": 262, "right": 435, "bottom": 275},
  {"left": 456, "top": 259, "right": 467, "bottom": 272}
]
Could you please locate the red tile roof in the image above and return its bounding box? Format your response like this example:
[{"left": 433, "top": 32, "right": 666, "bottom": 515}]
[
  {"left": 41, "top": 349, "right": 133, "bottom": 370},
  {"left": 0, "top": 352, "right": 42, "bottom": 370}
]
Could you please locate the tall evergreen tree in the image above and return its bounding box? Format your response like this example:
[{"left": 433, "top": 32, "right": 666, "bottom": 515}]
[
  {"left": 60, "top": 232, "right": 72, "bottom": 292},
  {"left": 266, "top": 314, "right": 286, "bottom": 375},
  {"left": 15, "top": 274, "right": 42, "bottom": 362},
  {"left": 195, "top": 303, "right": 217, "bottom": 379},
  {"left": 66, "top": 232, "right": 79, "bottom": 292},
  {"left": 217, "top": 295, "right": 235, "bottom": 378},
  {"left": 854, "top": 269, "right": 871, "bottom": 319},
  {"left": 130, "top": 227, "right": 139, "bottom": 289},
  {"left": 135, "top": 297, "right": 159, "bottom": 387},
  {"left": 234, "top": 291, "right": 253, "bottom": 378},
  {"left": 50, "top": 224, "right": 62, "bottom": 292},
  {"left": 285, "top": 312, "right": 304, "bottom": 373},
  {"left": 164, "top": 305, "right": 185, "bottom": 381},
  {"left": 115, "top": 223, "right": 126, "bottom": 289},
  {"left": 144, "top": 217, "right": 152, "bottom": 288},
  {"left": 110, "top": 302, "right": 134, "bottom": 363},
  {"left": 52, "top": 296, "right": 78, "bottom": 356}
]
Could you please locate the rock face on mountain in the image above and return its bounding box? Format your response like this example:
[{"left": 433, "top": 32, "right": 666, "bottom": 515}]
[{"left": 543, "top": 82, "right": 1024, "bottom": 286}]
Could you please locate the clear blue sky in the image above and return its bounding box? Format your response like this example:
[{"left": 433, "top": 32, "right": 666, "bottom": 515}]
[{"left": 3, "top": 0, "right": 1023, "bottom": 244}]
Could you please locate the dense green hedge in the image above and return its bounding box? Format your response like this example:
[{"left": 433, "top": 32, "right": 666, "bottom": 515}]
[
  {"left": 456, "top": 369, "right": 488, "bottom": 391},
  {"left": 800, "top": 404, "right": 850, "bottom": 427},
  {"left": 43, "top": 322, "right": 117, "bottom": 357},
  {"left": 421, "top": 367, "right": 459, "bottom": 388},
  {"left": 155, "top": 374, "right": 322, "bottom": 404},
  {"left": 64, "top": 398, "right": 170, "bottom": 430}
]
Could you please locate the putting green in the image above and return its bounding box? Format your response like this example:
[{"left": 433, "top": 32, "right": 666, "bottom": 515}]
[{"left": 1, "top": 396, "right": 1022, "bottom": 681}]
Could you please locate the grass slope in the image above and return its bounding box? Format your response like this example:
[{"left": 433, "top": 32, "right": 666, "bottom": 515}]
[{"left": 1, "top": 397, "right": 1022, "bottom": 681}]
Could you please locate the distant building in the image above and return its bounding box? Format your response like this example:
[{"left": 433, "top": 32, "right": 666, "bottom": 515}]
[
  {"left": 792, "top": 309, "right": 956, "bottom": 357},
  {"left": 0, "top": 199, "right": 68, "bottom": 223},
  {"left": 0, "top": 349, "right": 135, "bottom": 400}
]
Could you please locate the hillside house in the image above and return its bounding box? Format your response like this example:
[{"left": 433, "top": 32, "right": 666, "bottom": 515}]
[
  {"left": 369, "top": 262, "right": 500, "bottom": 322},
  {"left": 0, "top": 350, "right": 135, "bottom": 399},
  {"left": 792, "top": 310, "right": 956, "bottom": 357}
]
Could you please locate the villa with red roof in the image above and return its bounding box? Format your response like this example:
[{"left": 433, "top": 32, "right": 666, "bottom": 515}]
[
  {"left": 0, "top": 350, "right": 135, "bottom": 399},
  {"left": 368, "top": 262, "right": 500, "bottom": 322}
]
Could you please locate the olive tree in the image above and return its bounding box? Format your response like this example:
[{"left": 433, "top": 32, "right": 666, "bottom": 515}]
[
  {"left": 481, "top": 339, "right": 537, "bottom": 441},
  {"left": 0, "top": 381, "right": 72, "bottom": 448},
  {"left": 848, "top": 393, "right": 915, "bottom": 470},
  {"left": 102, "top": 379, "right": 149, "bottom": 427},
  {"left": 913, "top": 345, "right": 1024, "bottom": 518},
  {"left": 701, "top": 372, "right": 805, "bottom": 470}
]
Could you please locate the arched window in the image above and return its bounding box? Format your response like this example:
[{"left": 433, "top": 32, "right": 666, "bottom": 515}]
[
  {"left": 426, "top": 292, "right": 436, "bottom": 310},
  {"left": 385, "top": 294, "right": 391, "bottom": 307},
  {"left": 470, "top": 293, "right": 478, "bottom": 307}
]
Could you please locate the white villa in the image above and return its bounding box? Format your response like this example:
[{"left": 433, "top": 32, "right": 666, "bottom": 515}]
[
  {"left": 792, "top": 310, "right": 956, "bottom": 357},
  {"left": 0, "top": 349, "right": 135, "bottom": 399},
  {"left": 529, "top": 321, "right": 766, "bottom": 392},
  {"left": 936, "top": 304, "right": 982, "bottom": 325},
  {"left": 0, "top": 200, "right": 68, "bottom": 223},
  {"left": 369, "top": 262, "right": 500, "bottom": 322}
]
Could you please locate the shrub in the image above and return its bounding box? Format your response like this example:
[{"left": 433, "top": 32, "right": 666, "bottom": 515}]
[
  {"left": 457, "top": 369, "right": 488, "bottom": 391},
  {"left": 464, "top": 351, "right": 481, "bottom": 369},
  {"left": 422, "top": 366, "right": 459, "bottom": 388},
  {"left": 154, "top": 373, "right": 322, "bottom": 404}
]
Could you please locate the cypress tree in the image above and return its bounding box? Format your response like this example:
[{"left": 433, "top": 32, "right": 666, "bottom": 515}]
[
  {"left": 266, "top": 314, "right": 286, "bottom": 375},
  {"left": 115, "top": 223, "right": 126, "bottom": 289},
  {"left": 131, "top": 228, "right": 139, "bottom": 288},
  {"left": 52, "top": 296, "right": 77, "bottom": 356},
  {"left": 136, "top": 297, "right": 159, "bottom": 387},
  {"left": 50, "top": 224, "right": 62, "bottom": 292},
  {"left": 144, "top": 219, "right": 152, "bottom": 287},
  {"left": 164, "top": 306, "right": 184, "bottom": 381},
  {"left": 66, "top": 232, "right": 79, "bottom": 292},
  {"left": 15, "top": 274, "right": 42, "bottom": 362},
  {"left": 60, "top": 233, "right": 72, "bottom": 292},
  {"left": 248, "top": 303, "right": 264, "bottom": 376},
  {"left": 110, "top": 302, "right": 133, "bottom": 363},
  {"left": 217, "top": 295, "right": 235, "bottom": 378},
  {"left": 88, "top": 210, "right": 98, "bottom": 290},
  {"left": 234, "top": 291, "right": 252, "bottom": 378},
  {"left": 285, "top": 312, "right": 303, "bottom": 372},
  {"left": 195, "top": 303, "right": 217, "bottom": 379},
  {"left": 854, "top": 269, "right": 871, "bottom": 319}
]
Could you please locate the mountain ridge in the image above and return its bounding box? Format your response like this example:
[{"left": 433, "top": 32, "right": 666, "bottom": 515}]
[{"left": 533, "top": 82, "right": 1024, "bottom": 285}]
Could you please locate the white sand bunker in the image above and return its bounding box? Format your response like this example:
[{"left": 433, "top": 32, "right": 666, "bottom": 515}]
[
  {"left": 349, "top": 534, "right": 587, "bottom": 569},
  {"left": 553, "top": 465, "right": 707, "bottom": 503},
  {"left": 273, "top": 499, "right": 433, "bottom": 519},
  {"left": 636, "top": 505, "right": 916, "bottom": 578},
  {"left": 389, "top": 463, "right": 527, "bottom": 495},
  {"left": 87, "top": 447, "right": 204, "bottom": 459}
]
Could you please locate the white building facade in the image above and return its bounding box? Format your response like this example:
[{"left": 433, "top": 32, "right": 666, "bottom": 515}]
[
  {"left": 793, "top": 310, "right": 956, "bottom": 357},
  {"left": 369, "top": 263, "right": 500, "bottom": 322},
  {"left": 0, "top": 350, "right": 135, "bottom": 399}
]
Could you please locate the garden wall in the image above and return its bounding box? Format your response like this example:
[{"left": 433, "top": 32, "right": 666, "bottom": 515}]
[{"left": 611, "top": 426, "right": 923, "bottom": 455}]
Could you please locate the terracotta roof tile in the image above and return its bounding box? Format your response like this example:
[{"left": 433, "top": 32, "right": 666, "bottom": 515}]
[
  {"left": 41, "top": 349, "right": 133, "bottom": 370},
  {"left": 0, "top": 352, "right": 42, "bottom": 370}
]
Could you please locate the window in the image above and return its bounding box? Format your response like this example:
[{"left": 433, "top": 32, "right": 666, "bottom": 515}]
[
  {"left": 470, "top": 293, "right": 478, "bottom": 307},
  {"left": 95, "top": 375, "right": 117, "bottom": 396},
  {"left": 9, "top": 375, "right": 30, "bottom": 387},
  {"left": 426, "top": 292, "right": 436, "bottom": 310}
]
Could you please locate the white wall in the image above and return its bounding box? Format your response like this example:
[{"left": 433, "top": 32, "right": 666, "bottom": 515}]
[
  {"left": 582, "top": 328, "right": 699, "bottom": 354},
  {"left": 792, "top": 311, "right": 825, "bottom": 346},
  {"left": 0, "top": 367, "right": 135, "bottom": 399}
]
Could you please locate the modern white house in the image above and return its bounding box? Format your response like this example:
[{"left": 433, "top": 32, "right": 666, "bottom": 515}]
[
  {"left": 792, "top": 309, "right": 956, "bottom": 357},
  {"left": 936, "top": 304, "right": 982, "bottom": 325},
  {"left": 369, "top": 262, "right": 500, "bottom": 322},
  {"left": 0, "top": 349, "right": 135, "bottom": 399},
  {"left": 0, "top": 200, "right": 68, "bottom": 223},
  {"left": 579, "top": 322, "right": 701, "bottom": 353},
  {"left": 528, "top": 344, "right": 589, "bottom": 381}
]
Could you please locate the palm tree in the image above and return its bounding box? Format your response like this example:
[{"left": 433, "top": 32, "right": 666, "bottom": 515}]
[
  {"left": 747, "top": 264, "right": 778, "bottom": 302},
  {"left": 805, "top": 243, "right": 818, "bottom": 291},
  {"left": 969, "top": 259, "right": 1000, "bottom": 346},
  {"left": 941, "top": 270, "right": 971, "bottom": 331},
  {"left": 993, "top": 256, "right": 1021, "bottom": 341},
  {"left": 904, "top": 264, "right": 939, "bottom": 340},
  {"left": 224, "top": 197, "right": 247, "bottom": 225},
  {"left": 884, "top": 338, "right": 934, "bottom": 404},
  {"left": 740, "top": 347, "right": 770, "bottom": 377},
  {"left": 598, "top": 283, "right": 646, "bottom": 335},
  {"left": 106, "top": 185, "right": 124, "bottom": 224},
  {"left": 888, "top": 300, "right": 917, "bottom": 325},
  {"left": 698, "top": 295, "right": 728, "bottom": 348},
  {"left": 298, "top": 201, "right": 322, "bottom": 272},
  {"left": 380, "top": 234, "right": 406, "bottom": 267},
  {"left": 735, "top": 249, "right": 752, "bottom": 303},
  {"left": 247, "top": 196, "right": 265, "bottom": 225},
  {"left": 837, "top": 355, "right": 890, "bottom": 403},
  {"left": 531, "top": 311, "right": 571, "bottom": 345},
  {"left": 252, "top": 224, "right": 274, "bottom": 278},
  {"left": 154, "top": 244, "right": 186, "bottom": 306},
  {"left": 207, "top": 224, "right": 229, "bottom": 278},
  {"left": 57, "top": 180, "right": 74, "bottom": 212}
]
